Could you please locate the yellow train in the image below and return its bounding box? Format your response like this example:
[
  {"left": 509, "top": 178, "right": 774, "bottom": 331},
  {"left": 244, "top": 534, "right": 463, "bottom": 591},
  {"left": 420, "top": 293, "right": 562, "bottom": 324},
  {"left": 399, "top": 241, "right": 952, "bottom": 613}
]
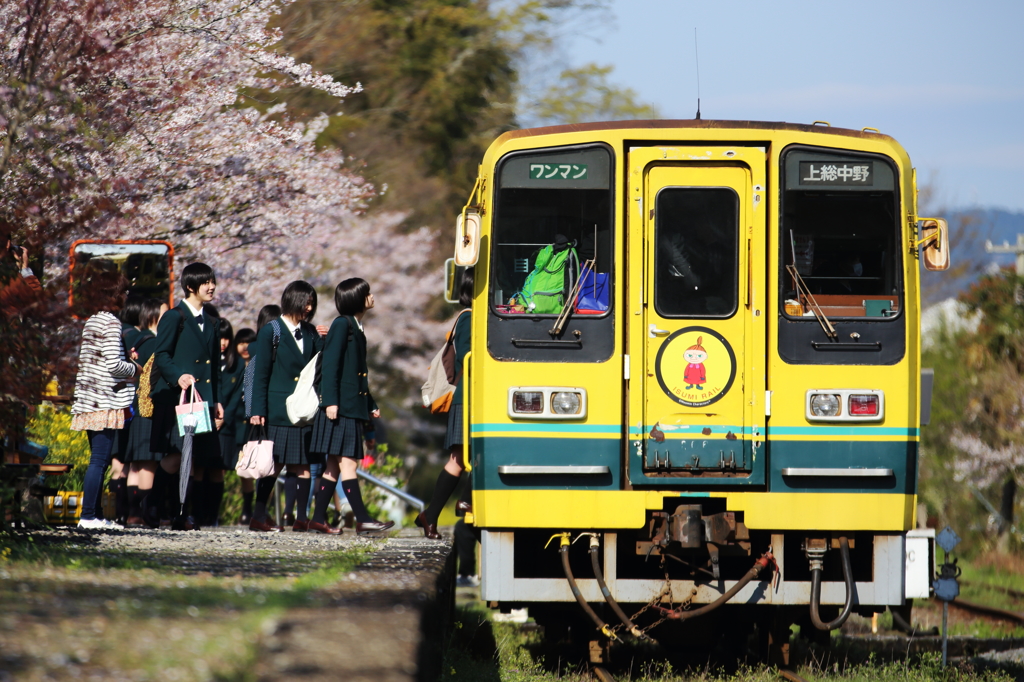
[{"left": 450, "top": 119, "right": 949, "bottom": 661}]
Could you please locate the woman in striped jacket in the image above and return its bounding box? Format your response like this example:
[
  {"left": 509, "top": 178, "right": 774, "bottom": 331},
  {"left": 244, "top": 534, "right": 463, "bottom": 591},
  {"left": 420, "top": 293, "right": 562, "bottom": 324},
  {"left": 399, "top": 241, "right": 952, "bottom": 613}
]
[{"left": 70, "top": 269, "right": 139, "bottom": 530}]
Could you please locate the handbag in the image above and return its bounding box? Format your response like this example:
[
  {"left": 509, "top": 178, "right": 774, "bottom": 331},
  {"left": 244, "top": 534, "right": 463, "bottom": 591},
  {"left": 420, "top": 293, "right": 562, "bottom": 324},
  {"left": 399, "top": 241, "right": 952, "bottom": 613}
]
[
  {"left": 236, "top": 424, "right": 276, "bottom": 479},
  {"left": 286, "top": 351, "right": 322, "bottom": 425},
  {"left": 175, "top": 385, "right": 212, "bottom": 437}
]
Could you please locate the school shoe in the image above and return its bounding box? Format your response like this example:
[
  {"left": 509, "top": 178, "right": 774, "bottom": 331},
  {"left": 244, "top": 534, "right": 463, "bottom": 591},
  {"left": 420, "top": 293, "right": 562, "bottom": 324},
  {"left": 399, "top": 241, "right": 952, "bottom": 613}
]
[
  {"left": 171, "top": 516, "right": 200, "bottom": 531},
  {"left": 125, "top": 516, "right": 147, "bottom": 528},
  {"left": 456, "top": 575, "right": 480, "bottom": 588},
  {"left": 456, "top": 500, "right": 473, "bottom": 514},
  {"left": 356, "top": 520, "right": 395, "bottom": 536},
  {"left": 307, "top": 520, "right": 341, "bottom": 535},
  {"left": 282, "top": 513, "right": 295, "bottom": 528},
  {"left": 249, "top": 517, "right": 281, "bottom": 533},
  {"left": 415, "top": 512, "right": 441, "bottom": 540},
  {"left": 292, "top": 519, "right": 310, "bottom": 532}
]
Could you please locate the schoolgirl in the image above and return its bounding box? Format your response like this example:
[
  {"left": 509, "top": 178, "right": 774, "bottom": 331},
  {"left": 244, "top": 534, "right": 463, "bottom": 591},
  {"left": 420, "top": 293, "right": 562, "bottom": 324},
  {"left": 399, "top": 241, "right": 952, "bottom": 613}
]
[
  {"left": 248, "top": 282, "right": 324, "bottom": 532},
  {"left": 69, "top": 269, "right": 138, "bottom": 530},
  {"left": 190, "top": 316, "right": 244, "bottom": 526},
  {"left": 232, "top": 326, "right": 257, "bottom": 524},
  {"left": 123, "top": 297, "right": 164, "bottom": 527},
  {"left": 417, "top": 268, "right": 474, "bottom": 539},
  {"left": 107, "top": 293, "right": 146, "bottom": 523},
  {"left": 308, "top": 278, "right": 394, "bottom": 536},
  {"left": 149, "top": 262, "right": 223, "bottom": 531}
]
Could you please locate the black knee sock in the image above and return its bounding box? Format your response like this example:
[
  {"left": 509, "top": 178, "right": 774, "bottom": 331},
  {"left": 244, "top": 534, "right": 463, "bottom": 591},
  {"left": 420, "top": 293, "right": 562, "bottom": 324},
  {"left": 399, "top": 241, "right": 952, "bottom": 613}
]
[
  {"left": 341, "top": 478, "right": 372, "bottom": 523},
  {"left": 295, "top": 478, "right": 312, "bottom": 521},
  {"left": 283, "top": 472, "right": 299, "bottom": 517},
  {"left": 242, "top": 489, "right": 254, "bottom": 517},
  {"left": 311, "top": 478, "right": 337, "bottom": 524},
  {"left": 458, "top": 473, "right": 473, "bottom": 505},
  {"left": 152, "top": 466, "right": 173, "bottom": 518},
  {"left": 254, "top": 475, "right": 276, "bottom": 520},
  {"left": 112, "top": 479, "right": 128, "bottom": 520},
  {"left": 208, "top": 481, "right": 224, "bottom": 526},
  {"left": 424, "top": 470, "right": 460, "bottom": 526},
  {"left": 127, "top": 485, "right": 141, "bottom": 518}
]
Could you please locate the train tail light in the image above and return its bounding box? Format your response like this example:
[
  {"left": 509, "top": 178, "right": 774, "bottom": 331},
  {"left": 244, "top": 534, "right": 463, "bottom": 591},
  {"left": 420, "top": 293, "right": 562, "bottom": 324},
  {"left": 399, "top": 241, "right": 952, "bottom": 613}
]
[
  {"left": 849, "top": 394, "right": 879, "bottom": 416},
  {"left": 512, "top": 391, "right": 543, "bottom": 414}
]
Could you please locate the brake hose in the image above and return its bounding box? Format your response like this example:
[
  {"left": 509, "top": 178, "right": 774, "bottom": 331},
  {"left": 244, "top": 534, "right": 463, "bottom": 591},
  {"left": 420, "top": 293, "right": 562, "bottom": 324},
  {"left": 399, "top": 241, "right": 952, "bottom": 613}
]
[
  {"left": 548, "top": 533, "right": 620, "bottom": 642},
  {"left": 655, "top": 551, "right": 776, "bottom": 621},
  {"left": 809, "top": 536, "right": 854, "bottom": 631},
  {"left": 586, "top": 535, "right": 647, "bottom": 639}
]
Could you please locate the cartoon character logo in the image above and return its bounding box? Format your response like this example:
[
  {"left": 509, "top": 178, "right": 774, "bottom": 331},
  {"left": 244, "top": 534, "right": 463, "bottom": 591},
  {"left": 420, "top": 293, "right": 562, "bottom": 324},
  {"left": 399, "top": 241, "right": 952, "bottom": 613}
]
[
  {"left": 654, "top": 327, "right": 736, "bottom": 408},
  {"left": 683, "top": 336, "right": 708, "bottom": 390}
]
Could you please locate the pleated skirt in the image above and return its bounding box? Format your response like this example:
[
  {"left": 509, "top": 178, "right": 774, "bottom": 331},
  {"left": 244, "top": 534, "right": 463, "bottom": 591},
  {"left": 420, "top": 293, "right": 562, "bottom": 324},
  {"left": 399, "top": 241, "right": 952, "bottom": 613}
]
[
  {"left": 309, "top": 411, "right": 363, "bottom": 459},
  {"left": 444, "top": 404, "right": 464, "bottom": 450},
  {"left": 267, "top": 424, "right": 316, "bottom": 465},
  {"left": 218, "top": 432, "right": 241, "bottom": 470},
  {"left": 125, "top": 414, "right": 160, "bottom": 462}
]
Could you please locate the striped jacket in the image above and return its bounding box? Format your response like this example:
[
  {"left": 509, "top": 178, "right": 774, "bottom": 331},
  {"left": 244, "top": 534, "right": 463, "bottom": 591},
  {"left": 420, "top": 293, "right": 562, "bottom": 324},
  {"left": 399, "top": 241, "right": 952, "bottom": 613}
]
[{"left": 71, "top": 311, "right": 137, "bottom": 414}]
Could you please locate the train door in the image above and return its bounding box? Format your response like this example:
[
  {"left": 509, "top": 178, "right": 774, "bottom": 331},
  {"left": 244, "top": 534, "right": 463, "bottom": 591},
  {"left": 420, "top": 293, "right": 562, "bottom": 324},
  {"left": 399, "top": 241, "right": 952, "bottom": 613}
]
[{"left": 628, "top": 148, "right": 767, "bottom": 486}]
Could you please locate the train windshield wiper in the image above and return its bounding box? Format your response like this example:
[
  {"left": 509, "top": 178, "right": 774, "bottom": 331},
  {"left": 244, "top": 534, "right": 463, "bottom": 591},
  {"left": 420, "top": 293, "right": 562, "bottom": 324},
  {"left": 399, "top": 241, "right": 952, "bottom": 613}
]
[{"left": 786, "top": 264, "right": 837, "bottom": 341}]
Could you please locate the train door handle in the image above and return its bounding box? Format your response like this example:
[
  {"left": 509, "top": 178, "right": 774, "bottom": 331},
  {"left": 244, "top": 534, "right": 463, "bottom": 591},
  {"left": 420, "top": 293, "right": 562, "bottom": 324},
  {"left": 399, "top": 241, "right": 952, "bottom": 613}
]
[{"left": 649, "top": 324, "right": 670, "bottom": 338}]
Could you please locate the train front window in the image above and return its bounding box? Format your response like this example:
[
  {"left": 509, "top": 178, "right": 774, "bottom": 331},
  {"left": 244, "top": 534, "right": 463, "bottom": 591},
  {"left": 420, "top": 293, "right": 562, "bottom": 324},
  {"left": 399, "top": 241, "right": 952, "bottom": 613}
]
[
  {"left": 780, "top": 148, "right": 901, "bottom": 319},
  {"left": 491, "top": 145, "right": 613, "bottom": 317}
]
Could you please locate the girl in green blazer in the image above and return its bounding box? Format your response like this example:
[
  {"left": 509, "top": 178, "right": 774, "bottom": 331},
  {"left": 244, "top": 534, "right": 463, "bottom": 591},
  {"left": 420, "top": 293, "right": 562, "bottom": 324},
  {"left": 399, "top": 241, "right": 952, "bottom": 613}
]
[
  {"left": 248, "top": 281, "right": 324, "bottom": 532},
  {"left": 417, "top": 268, "right": 474, "bottom": 539},
  {"left": 308, "top": 278, "right": 394, "bottom": 536},
  {"left": 149, "top": 262, "right": 223, "bottom": 530}
]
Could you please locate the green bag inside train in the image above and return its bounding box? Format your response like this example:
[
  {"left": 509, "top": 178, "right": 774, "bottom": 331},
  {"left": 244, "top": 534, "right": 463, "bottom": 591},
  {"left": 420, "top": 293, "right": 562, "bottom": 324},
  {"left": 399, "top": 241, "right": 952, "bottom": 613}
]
[{"left": 511, "top": 234, "right": 580, "bottom": 314}]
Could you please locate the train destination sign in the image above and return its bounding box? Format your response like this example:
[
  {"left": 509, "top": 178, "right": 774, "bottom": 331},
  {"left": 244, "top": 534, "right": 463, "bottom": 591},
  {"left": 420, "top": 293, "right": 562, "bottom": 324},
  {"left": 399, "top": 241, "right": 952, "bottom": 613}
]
[
  {"left": 799, "top": 160, "right": 873, "bottom": 186},
  {"left": 529, "top": 163, "right": 588, "bottom": 180}
]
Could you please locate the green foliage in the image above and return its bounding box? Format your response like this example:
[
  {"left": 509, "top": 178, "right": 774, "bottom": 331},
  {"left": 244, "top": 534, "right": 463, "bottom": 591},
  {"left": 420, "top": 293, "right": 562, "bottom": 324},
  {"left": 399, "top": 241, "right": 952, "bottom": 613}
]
[
  {"left": 362, "top": 443, "right": 408, "bottom": 522},
  {"left": 531, "top": 63, "right": 661, "bottom": 125}
]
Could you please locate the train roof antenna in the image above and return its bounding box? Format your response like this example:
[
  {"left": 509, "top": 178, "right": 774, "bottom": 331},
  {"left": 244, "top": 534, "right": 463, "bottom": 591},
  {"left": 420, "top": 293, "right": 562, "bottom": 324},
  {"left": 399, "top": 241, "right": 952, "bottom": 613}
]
[{"left": 694, "top": 28, "right": 701, "bottom": 120}]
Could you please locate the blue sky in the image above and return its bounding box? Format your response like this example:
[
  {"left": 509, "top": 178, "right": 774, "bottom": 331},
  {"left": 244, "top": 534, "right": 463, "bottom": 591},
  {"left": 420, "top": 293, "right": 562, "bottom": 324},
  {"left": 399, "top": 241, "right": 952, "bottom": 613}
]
[{"left": 561, "top": 1, "right": 1024, "bottom": 212}]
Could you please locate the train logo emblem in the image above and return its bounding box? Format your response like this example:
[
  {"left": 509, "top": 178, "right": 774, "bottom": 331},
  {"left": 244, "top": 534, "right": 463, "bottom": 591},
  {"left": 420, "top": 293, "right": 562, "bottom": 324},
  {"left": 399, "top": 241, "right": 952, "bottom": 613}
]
[{"left": 654, "top": 327, "right": 736, "bottom": 408}]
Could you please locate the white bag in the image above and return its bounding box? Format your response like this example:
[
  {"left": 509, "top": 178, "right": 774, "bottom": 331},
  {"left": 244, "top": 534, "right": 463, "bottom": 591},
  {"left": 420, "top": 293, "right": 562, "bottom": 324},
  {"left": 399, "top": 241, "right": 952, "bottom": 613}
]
[
  {"left": 286, "top": 352, "right": 322, "bottom": 425},
  {"left": 420, "top": 310, "right": 469, "bottom": 414}
]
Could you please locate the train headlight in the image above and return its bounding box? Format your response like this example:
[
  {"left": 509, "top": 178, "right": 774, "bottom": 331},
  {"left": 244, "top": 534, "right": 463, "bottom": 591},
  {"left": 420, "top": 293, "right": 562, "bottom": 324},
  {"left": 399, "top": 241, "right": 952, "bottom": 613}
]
[
  {"left": 806, "top": 390, "right": 884, "bottom": 422},
  {"left": 551, "top": 392, "right": 582, "bottom": 415},
  {"left": 809, "top": 394, "right": 841, "bottom": 417},
  {"left": 508, "top": 387, "right": 587, "bottom": 419},
  {"left": 512, "top": 391, "right": 543, "bottom": 414}
]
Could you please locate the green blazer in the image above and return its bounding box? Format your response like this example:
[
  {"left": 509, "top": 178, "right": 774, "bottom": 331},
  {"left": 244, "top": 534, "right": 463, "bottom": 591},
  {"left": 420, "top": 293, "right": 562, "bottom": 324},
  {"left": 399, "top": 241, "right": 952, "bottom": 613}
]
[
  {"left": 151, "top": 302, "right": 220, "bottom": 407},
  {"left": 219, "top": 357, "right": 245, "bottom": 439},
  {"left": 320, "top": 315, "right": 377, "bottom": 420},
  {"left": 451, "top": 310, "right": 471, "bottom": 406},
  {"left": 251, "top": 318, "right": 323, "bottom": 426}
]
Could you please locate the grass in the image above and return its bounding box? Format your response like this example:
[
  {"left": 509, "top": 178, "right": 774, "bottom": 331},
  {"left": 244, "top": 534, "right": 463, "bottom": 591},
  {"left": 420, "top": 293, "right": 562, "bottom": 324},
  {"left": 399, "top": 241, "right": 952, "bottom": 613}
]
[{"left": 0, "top": 533, "right": 371, "bottom": 680}]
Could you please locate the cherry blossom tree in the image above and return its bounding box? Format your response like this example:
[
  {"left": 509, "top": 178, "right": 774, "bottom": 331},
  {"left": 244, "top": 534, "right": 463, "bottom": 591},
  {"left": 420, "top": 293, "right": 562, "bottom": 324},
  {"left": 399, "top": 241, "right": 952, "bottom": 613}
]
[{"left": 1, "top": 0, "right": 445, "bottom": 444}]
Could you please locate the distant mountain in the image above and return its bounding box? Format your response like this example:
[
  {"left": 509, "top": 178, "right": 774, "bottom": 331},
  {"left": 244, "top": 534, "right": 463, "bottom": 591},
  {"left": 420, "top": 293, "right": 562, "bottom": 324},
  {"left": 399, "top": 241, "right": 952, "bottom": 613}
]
[{"left": 921, "top": 207, "right": 1024, "bottom": 305}]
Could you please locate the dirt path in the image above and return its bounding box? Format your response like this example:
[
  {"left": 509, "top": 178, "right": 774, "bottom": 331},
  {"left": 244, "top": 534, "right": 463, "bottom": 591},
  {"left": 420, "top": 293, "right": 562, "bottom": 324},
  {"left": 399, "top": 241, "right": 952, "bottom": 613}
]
[{"left": 0, "top": 526, "right": 454, "bottom": 681}]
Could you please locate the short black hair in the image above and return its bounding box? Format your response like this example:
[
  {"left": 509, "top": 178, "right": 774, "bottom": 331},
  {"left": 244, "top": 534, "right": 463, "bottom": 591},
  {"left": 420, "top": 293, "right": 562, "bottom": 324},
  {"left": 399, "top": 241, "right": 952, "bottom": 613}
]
[
  {"left": 458, "top": 267, "right": 474, "bottom": 308},
  {"left": 234, "top": 327, "right": 257, "bottom": 346},
  {"left": 256, "top": 304, "right": 281, "bottom": 330},
  {"left": 281, "top": 281, "right": 317, "bottom": 321},
  {"left": 333, "top": 278, "right": 370, "bottom": 316},
  {"left": 180, "top": 262, "right": 216, "bottom": 296},
  {"left": 218, "top": 317, "right": 237, "bottom": 371},
  {"left": 120, "top": 293, "right": 146, "bottom": 326},
  {"left": 138, "top": 298, "right": 164, "bottom": 330}
]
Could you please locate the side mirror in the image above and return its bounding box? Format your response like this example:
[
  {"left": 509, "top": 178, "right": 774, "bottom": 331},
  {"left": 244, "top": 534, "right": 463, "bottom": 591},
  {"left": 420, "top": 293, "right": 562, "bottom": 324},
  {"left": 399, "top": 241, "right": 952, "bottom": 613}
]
[
  {"left": 455, "top": 209, "right": 480, "bottom": 266},
  {"left": 444, "top": 258, "right": 466, "bottom": 304},
  {"left": 918, "top": 218, "right": 950, "bottom": 271}
]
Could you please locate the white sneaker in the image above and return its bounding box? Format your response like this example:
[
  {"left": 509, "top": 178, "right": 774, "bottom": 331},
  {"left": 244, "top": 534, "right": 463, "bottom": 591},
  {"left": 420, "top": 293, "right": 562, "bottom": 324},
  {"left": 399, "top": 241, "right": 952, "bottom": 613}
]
[
  {"left": 456, "top": 575, "right": 480, "bottom": 588},
  {"left": 77, "top": 518, "right": 106, "bottom": 530},
  {"left": 101, "top": 519, "right": 124, "bottom": 530}
]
